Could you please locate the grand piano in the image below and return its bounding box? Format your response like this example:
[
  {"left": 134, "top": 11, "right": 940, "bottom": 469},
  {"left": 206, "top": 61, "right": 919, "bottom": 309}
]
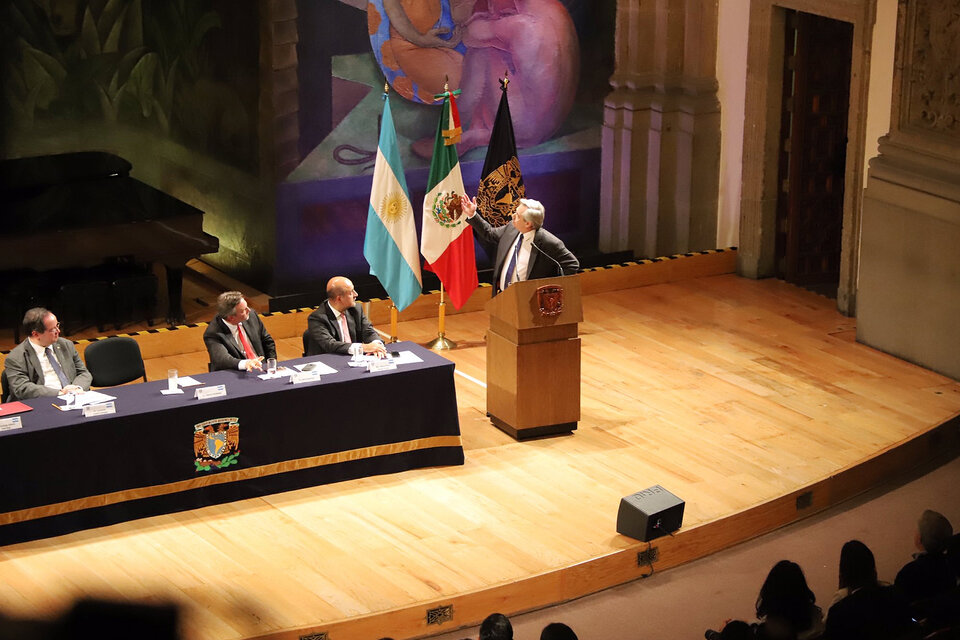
[{"left": 1, "top": 151, "right": 219, "bottom": 326}]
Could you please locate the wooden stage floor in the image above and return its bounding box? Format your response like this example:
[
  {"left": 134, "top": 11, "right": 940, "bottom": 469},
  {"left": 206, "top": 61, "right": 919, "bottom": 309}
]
[{"left": 2, "top": 272, "right": 959, "bottom": 640}]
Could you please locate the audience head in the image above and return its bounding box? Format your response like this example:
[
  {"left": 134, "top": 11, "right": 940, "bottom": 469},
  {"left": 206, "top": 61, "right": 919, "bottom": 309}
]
[
  {"left": 916, "top": 509, "right": 953, "bottom": 554},
  {"left": 540, "top": 621, "right": 578, "bottom": 640},
  {"left": 838, "top": 539, "right": 877, "bottom": 591},
  {"left": 479, "top": 612, "right": 513, "bottom": 640},
  {"left": 719, "top": 620, "right": 755, "bottom": 640},
  {"left": 57, "top": 598, "right": 180, "bottom": 640},
  {"left": 755, "top": 560, "right": 816, "bottom": 630},
  {"left": 23, "top": 307, "right": 60, "bottom": 346},
  {"left": 216, "top": 291, "right": 250, "bottom": 323}
]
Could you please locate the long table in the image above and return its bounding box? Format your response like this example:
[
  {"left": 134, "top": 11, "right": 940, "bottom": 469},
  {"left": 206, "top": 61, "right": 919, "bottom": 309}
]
[{"left": 0, "top": 342, "right": 463, "bottom": 545}]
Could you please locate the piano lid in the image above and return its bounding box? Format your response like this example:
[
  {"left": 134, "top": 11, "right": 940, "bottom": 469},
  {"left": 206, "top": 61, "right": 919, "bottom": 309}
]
[
  {"left": 0, "top": 152, "right": 132, "bottom": 192},
  {"left": 0, "top": 152, "right": 205, "bottom": 236}
]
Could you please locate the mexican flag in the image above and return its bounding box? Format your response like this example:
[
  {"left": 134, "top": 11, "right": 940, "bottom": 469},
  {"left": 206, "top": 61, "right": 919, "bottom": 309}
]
[{"left": 420, "top": 90, "right": 478, "bottom": 309}]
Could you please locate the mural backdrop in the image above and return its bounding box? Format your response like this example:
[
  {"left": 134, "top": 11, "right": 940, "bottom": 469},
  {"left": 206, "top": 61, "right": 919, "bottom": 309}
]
[
  {"left": 278, "top": 0, "right": 614, "bottom": 301},
  {"left": 2, "top": 0, "right": 615, "bottom": 303},
  {"left": 2, "top": 0, "right": 258, "bottom": 170}
]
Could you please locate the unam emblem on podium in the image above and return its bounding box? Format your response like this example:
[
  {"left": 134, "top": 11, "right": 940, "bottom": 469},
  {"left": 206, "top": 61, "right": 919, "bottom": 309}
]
[{"left": 537, "top": 285, "right": 564, "bottom": 317}]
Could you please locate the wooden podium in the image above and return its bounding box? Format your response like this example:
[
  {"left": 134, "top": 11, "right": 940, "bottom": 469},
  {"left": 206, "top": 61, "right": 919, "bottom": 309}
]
[{"left": 485, "top": 274, "right": 582, "bottom": 439}]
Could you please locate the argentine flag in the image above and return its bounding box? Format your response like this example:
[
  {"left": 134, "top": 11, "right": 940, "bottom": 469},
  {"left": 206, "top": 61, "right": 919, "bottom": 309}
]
[{"left": 364, "top": 93, "right": 422, "bottom": 311}]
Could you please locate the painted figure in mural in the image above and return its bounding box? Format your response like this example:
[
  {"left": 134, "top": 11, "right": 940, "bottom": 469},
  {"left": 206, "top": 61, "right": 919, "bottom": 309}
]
[
  {"left": 368, "top": 0, "right": 579, "bottom": 155},
  {"left": 457, "top": 0, "right": 580, "bottom": 153},
  {"left": 368, "top": 0, "right": 471, "bottom": 104}
]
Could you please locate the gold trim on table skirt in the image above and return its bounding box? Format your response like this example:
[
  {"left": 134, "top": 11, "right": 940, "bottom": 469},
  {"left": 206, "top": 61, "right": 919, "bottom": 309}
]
[{"left": 0, "top": 435, "right": 463, "bottom": 526}]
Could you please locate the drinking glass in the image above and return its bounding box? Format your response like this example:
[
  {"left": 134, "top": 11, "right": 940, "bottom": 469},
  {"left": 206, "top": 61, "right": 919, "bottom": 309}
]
[
  {"left": 167, "top": 369, "right": 178, "bottom": 392},
  {"left": 266, "top": 358, "right": 277, "bottom": 376}
]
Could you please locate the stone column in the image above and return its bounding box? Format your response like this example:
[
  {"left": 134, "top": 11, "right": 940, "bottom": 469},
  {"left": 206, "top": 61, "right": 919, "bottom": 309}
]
[
  {"left": 858, "top": 0, "right": 960, "bottom": 380},
  {"left": 600, "top": 0, "right": 721, "bottom": 258}
]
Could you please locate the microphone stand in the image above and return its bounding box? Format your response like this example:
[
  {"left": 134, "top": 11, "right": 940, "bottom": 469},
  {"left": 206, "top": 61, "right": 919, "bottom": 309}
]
[{"left": 532, "top": 241, "right": 565, "bottom": 277}]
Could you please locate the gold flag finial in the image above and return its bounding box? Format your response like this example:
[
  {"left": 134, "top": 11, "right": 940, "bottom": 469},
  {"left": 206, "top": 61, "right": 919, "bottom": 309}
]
[
  {"left": 384, "top": 81, "right": 389, "bottom": 95},
  {"left": 500, "top": 69, "right": 509, "bottom": 91}
]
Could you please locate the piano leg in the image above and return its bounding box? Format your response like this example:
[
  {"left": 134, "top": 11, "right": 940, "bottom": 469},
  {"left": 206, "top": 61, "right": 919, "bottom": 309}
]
[{"left": 165, "top": 265, "right": 186, "bottom": 326}]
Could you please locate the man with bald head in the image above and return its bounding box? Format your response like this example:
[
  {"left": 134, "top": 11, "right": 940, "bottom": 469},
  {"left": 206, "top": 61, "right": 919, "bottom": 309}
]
[{"left": 305, "top": 277, "right": 387, "bottom": 357}]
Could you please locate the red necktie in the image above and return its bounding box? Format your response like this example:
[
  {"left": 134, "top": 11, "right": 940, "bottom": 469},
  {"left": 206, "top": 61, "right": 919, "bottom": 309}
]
[
  {"left": 338, "top": 313, "right": 351, "bottom": 342},
  {"left": 237, "top": 323, "right": 256, "bottom": 359}
]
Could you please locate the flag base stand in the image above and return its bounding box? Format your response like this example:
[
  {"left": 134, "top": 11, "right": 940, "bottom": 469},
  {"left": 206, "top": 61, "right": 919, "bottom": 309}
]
[
  {"left": 426, "top": 333, "right": 457, "bottom": 350},
  {"left": 425, "top": 284, "right": 456, "bottom": 350},
  {"left": 389, "top": 305, "right": 399, "bottom": 343}
]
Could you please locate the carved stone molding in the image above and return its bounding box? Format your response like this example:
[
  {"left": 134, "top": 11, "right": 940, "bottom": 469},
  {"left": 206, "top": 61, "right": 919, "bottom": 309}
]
[{"left": 902, "top": 0, "right": 960, "bottom": 136}]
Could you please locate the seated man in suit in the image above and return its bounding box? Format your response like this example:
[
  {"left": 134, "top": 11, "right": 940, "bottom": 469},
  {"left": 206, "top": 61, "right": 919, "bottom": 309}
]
[
  {"left": 460, "top": 195, "right": 579, "bottom": 295},
  {"left": 203, "top": 291, "right": 277, "bottom": 372},
  {"left": 305, "top": 276, "right": 387, "bottom": 357},
  {"left": 4, "top": 307, "right": 92, "bottom": 400}
]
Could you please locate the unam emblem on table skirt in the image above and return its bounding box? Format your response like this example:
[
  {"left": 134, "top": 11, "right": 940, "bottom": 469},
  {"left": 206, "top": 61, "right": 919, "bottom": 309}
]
[{"left": 194, "top": 417, "right": 240, "bottom": 472}]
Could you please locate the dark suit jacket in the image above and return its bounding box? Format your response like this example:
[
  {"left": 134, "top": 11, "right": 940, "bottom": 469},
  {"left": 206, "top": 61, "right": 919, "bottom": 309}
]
[
  {"left": 203, "top": 310, "right": 277, "bottom": 371},
  {"left": 894, "top": 552, "right": 956, "bottom": 603},
  {"left": 4, "top": 338, "right": 92, "bottom": 400},
  {"left": 305, "top": 302, "right": 381, "bottom": 356},
  {"left": 824, "top": 584, "right": 918, "bottom": 640},
  {"left": 466, "top": 214, "right": 579, "bottom": 295}
]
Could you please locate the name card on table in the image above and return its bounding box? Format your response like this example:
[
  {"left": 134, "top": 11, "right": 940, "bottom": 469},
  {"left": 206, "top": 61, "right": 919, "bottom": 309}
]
[
  {"left": 0, "top": 416, "right": 23, "bottom": 432},
  {"left": 290, "top": 370, "right": 321, "bottom": 385},
  {"left": 82, "top": 402, "right": 116, "bottom": 417},
  {"left": 367, "top": 359, "right": 398, "bottom": 373},
  {"left": 195, "top": 385, "right": 227, "bottom": 400}
]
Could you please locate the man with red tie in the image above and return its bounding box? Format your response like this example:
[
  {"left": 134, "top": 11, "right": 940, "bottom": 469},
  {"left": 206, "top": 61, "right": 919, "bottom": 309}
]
[
  {"left": 304, "top": 277, "right": 386, "bottom": 357},
  {"left": 4, "top": 307, "right": 92, "bottom": 400},
  {"left": 203, "top": 291, "right": 277, "bottom": 372}
]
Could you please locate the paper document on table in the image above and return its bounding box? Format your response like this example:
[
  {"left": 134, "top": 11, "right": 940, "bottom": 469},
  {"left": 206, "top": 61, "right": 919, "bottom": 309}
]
[
  {"left": 392, "top": 350, "right": 423, "bottom": 365},
  {"left": 61, "top": 390, "right": 117, "bottom": 409},
  {"left": 175, "top": 376, "right": 202, "bottom": 387},
  {"left": 294, "top": 362, "right": 338, "bottom": 375}
]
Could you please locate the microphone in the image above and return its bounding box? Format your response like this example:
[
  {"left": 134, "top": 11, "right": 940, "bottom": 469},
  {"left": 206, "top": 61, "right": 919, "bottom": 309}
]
[{"left": 532, "top": 241, "right": 564, "bottom": 277}]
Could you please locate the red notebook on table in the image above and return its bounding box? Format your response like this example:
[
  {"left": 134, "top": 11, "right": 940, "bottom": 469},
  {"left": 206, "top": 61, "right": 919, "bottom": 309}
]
[{"left": 0, "top": 401, "right": 33, "bottom": 417}]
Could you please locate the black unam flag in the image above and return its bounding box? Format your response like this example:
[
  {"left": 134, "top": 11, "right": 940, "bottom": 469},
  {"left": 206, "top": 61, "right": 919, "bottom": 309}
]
[{"left": 476, "top": 77, "right": 525, "bottom": 227}]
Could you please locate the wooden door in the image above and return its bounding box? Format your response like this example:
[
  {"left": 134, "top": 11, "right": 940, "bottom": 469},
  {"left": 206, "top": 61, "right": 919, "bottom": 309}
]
[{"left": 775, "top": 11, "right": 853, "bottom": 292}]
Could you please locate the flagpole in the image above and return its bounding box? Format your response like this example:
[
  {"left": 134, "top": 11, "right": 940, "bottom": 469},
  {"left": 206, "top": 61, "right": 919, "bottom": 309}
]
[
  {"left": 425, "top": 283, "right": 456, "bottom": 350},
  {"left": 389, "top": 304, "right": 398, "bottom": 343}
]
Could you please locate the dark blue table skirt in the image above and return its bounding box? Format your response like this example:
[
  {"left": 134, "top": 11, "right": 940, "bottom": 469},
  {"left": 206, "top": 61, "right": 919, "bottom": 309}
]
[{"left": 0, "top": 342, "right": 463, "bottom": 545}]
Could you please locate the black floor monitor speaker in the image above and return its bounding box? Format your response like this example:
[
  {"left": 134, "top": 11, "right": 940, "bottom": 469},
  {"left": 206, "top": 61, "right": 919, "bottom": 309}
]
[{"left": 616, "top": 485, "right": 684, "bottom": 541}]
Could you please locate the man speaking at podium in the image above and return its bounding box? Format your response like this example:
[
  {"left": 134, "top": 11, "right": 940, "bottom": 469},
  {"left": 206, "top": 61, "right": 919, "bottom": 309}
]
[{"left": 461, "top": 195, "right": 579, "bottom": 295}]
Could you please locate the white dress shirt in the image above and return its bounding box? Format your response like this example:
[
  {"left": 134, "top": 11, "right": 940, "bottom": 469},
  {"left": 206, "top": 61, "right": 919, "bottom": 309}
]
[
  {"left": 222, "top": 319, "right": 256, "bottom": 371},
  {"left": 500, "top": 229, "right": 536, "bottom": 291},
  {"left": 328, "top": 301, "right": 360, "bottom": 351},
  {"left": 28, "top": 338, "right": 63, "bottom": 391}
]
